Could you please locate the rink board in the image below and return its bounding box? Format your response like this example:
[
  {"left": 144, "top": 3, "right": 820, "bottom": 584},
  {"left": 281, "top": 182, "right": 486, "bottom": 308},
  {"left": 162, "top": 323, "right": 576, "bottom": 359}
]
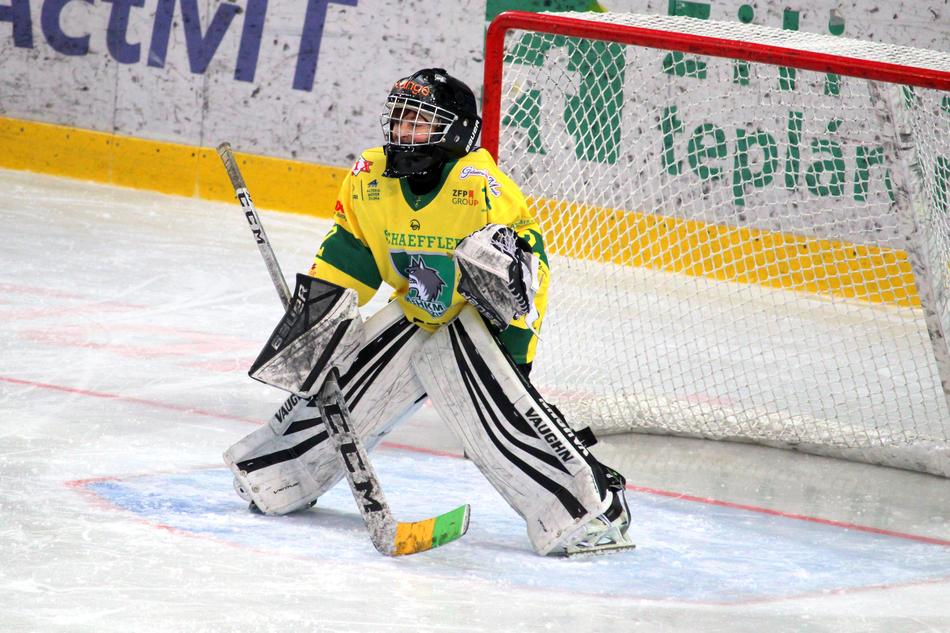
[{"left": 76, "top": 449, "right": 950, "bottom": 605}]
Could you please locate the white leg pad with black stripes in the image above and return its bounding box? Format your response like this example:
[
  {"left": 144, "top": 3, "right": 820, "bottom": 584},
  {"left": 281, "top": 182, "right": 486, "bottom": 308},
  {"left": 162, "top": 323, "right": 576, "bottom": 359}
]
[
  {"left": 224, "top": 300, "right": 430, "bottom": 515},
  {"left": 412, "top": 306, "right": 611, "bottom": 555}
]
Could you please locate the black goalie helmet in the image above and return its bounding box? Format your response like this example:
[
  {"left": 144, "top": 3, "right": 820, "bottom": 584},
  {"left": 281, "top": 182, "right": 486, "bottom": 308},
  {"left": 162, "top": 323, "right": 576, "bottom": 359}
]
[{"left": 381, "top": 68, "right": 482, "bottom": 178}]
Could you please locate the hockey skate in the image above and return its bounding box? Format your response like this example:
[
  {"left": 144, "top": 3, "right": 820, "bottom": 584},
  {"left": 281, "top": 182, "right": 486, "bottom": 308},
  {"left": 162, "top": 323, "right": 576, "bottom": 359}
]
[{"left": 558, "top": 469, "right": 635, "bottom": 557}]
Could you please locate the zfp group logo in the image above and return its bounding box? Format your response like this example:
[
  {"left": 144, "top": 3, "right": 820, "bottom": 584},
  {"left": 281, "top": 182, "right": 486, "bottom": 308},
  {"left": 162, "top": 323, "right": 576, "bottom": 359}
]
[{"left": 451, "top": 189, "right": 480, "bottom": 206}]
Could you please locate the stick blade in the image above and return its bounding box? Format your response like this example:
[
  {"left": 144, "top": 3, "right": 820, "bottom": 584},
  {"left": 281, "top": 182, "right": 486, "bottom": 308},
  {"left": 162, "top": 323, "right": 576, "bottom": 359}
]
[{"left": 392, "top": 504, "right": 471, "bottom": 556}]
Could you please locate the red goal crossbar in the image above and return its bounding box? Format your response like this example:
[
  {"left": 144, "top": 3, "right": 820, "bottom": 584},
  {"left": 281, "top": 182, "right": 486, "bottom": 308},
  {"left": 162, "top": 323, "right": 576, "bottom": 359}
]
[{"left": 481, "top": 11, "right": 950, "bottom": 160}]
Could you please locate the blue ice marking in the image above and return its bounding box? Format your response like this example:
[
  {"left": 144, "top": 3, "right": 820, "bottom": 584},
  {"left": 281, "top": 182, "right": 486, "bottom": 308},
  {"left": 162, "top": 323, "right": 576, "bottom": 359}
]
[{"left": 85, "top": 451, "right": 950, "bottom": 602}]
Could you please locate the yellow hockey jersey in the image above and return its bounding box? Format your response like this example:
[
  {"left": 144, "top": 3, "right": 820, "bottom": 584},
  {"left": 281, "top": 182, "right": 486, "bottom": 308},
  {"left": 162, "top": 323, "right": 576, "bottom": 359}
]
[{"left": 309, "top": 147, "right": 549, "bottom": 364}]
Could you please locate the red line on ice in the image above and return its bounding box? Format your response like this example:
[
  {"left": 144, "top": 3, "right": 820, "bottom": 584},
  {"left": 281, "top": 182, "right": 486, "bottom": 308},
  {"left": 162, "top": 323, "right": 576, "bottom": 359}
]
[
  {"left": 626, "top": 484, "right": 950, "bottom": 546},
  {"left": 9, "top": 373, "right": 950, "bottom": 548},
  {"left": 0, "top": 375, "right": 261, "bottom": 424}
]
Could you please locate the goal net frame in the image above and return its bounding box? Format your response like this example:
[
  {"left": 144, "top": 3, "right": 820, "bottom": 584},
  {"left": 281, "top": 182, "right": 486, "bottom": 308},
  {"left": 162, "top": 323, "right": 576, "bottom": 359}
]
[{"left": 482, "top": 10, "right": 950, "bottom": 476}]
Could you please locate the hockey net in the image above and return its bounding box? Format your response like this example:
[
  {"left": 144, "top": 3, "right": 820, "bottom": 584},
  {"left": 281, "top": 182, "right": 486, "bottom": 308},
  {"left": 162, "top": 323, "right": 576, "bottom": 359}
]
[{"left": 482, "top": 11, "right": 950, "bottom": 476}]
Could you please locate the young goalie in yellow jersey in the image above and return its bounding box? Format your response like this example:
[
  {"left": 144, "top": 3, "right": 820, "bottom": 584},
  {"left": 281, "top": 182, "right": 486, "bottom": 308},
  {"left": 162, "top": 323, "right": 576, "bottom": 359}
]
[
  {"left": 310, "top": 144, "right": 546, "bottom": 366},
  {"left": 224, "top": 68, "right": 633, "bottom": 556}
]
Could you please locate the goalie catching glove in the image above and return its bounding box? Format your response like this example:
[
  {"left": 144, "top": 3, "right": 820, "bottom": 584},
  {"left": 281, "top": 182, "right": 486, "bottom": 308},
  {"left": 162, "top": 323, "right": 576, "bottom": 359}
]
[{"left": 455, "top": 224, "right": 540, "bottom": 331}]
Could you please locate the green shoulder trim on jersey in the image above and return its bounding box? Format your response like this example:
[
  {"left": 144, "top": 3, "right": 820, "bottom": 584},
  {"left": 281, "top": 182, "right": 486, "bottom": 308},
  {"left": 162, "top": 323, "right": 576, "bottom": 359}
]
[
  {"left": 497, "top": 325, "right": 534, "bottom": 365},
  {"left": 316, "top": 225, "right": 382, "bottom": 291},
  {"left": 398, "top": 159, "right": 458, "bottom": 211},
  {"left": 521, "top": 228, "right": 549, "bottom": 269},
  {"left": 313, "top": 263, "right": 378, "bottom": 306}
]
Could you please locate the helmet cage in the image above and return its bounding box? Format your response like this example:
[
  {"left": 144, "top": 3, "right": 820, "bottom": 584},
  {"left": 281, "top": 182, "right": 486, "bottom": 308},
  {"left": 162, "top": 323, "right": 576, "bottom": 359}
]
[
  {"left": 381, "top": 95, "right": 458, "bottom": 147},
  {"left": 380, "top": 68, "right": 482, "bottom": 178}
]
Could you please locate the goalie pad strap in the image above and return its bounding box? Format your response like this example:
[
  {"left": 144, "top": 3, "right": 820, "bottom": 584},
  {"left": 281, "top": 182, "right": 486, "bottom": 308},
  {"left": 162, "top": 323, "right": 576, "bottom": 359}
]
[{"left": 573, "top": 426, "right": 598, "bottom": 448}]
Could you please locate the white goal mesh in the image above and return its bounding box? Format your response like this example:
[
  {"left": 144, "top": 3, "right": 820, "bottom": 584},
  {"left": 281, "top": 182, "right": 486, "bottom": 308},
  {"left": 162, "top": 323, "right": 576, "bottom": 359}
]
[{"left": 484, "top": 12, "right": 950, "bottom": 476}]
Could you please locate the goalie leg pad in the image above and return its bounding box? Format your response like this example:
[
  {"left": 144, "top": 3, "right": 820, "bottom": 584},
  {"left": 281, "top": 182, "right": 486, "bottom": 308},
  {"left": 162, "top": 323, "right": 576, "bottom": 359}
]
[
  {"left": 225, "top": 300, "right": 431, "bottom": 515},
  {"left": 224, "top": 393, "right": 336, "bottom": 515},
  {"left": 249, "top": 274, "right": 365, "bottom": 396},
  {"left": 411, "top": 306, "right": 611, "bottom": 555}
]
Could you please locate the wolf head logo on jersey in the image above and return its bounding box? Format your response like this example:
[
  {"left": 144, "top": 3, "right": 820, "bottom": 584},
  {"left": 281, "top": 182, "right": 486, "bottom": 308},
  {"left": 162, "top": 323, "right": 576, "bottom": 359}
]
[
  {"left": 392, "top": 252, "right": 453, "bottom": 318},
  {"left": 406, "top": 255, "right": 446, "bottom": 303}
]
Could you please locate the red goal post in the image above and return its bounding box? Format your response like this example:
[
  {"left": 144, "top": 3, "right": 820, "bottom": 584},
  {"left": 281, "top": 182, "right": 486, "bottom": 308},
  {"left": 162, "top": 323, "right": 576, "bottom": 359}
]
[{"left": 481, "top": 11, "right": 950, "bottom": 476}]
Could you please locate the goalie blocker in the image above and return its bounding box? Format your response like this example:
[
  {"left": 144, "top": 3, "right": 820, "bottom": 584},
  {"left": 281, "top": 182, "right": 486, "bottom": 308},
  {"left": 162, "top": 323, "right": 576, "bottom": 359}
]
[{"left": 248, "top": 273, "right": 365, "bottom": 396}]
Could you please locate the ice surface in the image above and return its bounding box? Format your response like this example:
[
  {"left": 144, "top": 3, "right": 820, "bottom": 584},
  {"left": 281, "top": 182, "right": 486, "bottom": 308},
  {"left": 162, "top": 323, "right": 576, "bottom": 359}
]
[
  {"left": 80, "top": 457, "right": 950, "bottom": 603},
  {"left": 1, "top": 169, "right": 949, "bottom": 632}
]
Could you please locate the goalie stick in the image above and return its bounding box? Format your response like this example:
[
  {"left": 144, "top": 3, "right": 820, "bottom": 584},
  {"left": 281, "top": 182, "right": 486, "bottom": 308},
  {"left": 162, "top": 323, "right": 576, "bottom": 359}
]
[
  {"left": 216, "top": 142, "right": 470, "bottom": 556},
  {"left": 215, "top": 143, "right": 293, "bottom": 307}
]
